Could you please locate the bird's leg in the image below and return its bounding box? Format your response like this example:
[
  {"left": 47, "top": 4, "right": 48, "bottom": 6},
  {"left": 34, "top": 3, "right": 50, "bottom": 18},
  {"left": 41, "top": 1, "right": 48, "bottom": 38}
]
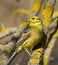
[
  {"left": 27, "top": 48, "right": 44, "bottom": 65},
  {"left": 25, "top": 49, "right": 32, "bottom": 57}
]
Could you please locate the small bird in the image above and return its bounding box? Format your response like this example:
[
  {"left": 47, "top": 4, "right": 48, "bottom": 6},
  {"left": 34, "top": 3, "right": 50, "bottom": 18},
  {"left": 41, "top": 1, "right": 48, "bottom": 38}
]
[
  {"left": 17, "top": 16, "right": 43, "bottom": 53},
  {"left": 7, "top": 16, "right": 44, "bottom": 65}
]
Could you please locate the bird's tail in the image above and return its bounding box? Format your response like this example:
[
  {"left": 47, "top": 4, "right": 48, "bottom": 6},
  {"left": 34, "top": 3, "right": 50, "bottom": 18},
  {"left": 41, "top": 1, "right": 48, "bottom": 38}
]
[{"left": 7, "top": 46, "right": 22, "bottom": 65}]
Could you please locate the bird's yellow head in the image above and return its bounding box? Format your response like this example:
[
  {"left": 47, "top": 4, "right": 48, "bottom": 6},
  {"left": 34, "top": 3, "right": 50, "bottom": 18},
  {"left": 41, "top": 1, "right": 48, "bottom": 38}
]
[{"left": 28, "top": 16, "right": 43, "bottom": 31}]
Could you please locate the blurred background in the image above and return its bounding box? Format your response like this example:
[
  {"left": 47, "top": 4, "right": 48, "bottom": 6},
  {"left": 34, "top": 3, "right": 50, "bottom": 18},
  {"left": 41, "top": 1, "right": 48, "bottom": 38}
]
[{"left": 0, "top": 0, "right": 58, "bottom": 65}]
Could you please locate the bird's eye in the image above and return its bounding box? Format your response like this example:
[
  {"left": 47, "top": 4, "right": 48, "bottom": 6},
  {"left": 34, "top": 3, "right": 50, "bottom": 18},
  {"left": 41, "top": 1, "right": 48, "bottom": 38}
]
[{"left": 32, "top": 18, "right": 35, "bottom": 20}]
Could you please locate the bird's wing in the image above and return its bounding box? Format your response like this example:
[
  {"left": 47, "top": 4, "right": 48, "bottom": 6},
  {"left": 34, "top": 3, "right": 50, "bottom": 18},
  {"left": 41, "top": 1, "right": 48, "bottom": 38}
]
[{"left": 16, "top": 30, "right": 31, "bottom": 48}]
